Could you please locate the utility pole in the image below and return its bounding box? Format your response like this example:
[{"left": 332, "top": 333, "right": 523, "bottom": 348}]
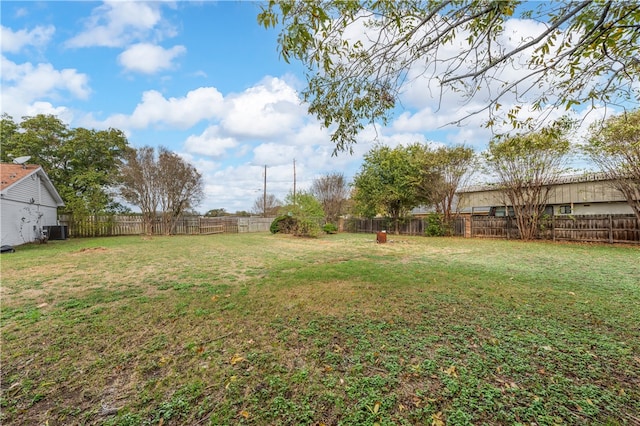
[
  {"left": 263, "top": 165, "right": 267, "bottom": 217},
  {"left": 293, "top": 158, "right": 297, "bottom": 206}
]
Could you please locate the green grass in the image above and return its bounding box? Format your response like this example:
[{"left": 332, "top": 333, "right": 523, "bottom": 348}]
[{"left": 1, "top": 233, "right": 639, "bottom": 425}]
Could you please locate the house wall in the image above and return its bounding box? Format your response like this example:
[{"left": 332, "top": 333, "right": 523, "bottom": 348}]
[
  {"left": 0, "top": 173, "right": 60, "bottom": 246},
  {"left": 3, "top": 172, "right": 58, "bottom": 206},
  {"left": 458, "top": 190, "right": 504, "bottom": 210},
  {"left": 558, "top": 202, "right": 634, "bottom": 216},
  {"left": 458, "top": 179, "right": 633, "bottom": 216},
  {"left": 547, "top": 180, "right": 626, "bottom": 204}
]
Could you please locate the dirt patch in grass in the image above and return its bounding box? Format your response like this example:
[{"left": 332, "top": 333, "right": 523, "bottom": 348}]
[{"left": 74, "top": 247, "right": 109, "bottom": 254}]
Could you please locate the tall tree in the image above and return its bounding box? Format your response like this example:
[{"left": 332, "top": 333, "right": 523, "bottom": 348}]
[
  {"left": 423, "top": 145, "right": 477, "bottom": 224},
  {"left": 584, "top": 109, "right": 640, "bottom": 221},
  {"left": 259, "top": 1, "right": 640, "bottom": 152},
  {"left": 352, "top": 144, "right": 434, "bottom": 234},
  {"left": 483, "top": 120, "right": 572, "bottom": 240},
  {"left": 252, "top": 193, "right": 282, "bottom": 217},
  {"left": 119, "top": 147, "right": 160, "bottom": 235},
  {"left": 310, "top": 172, "right": 350, "bottom": 224},
  {"left": 0, "top": 113, "right": 19, "bottom": 146},
  {"left": 119, "top": 146, "right": 204, "bottom": 235},
  {"left": 1, "top": 114, "right": 69, "bottom": 171},
  {"left": 157, "top": 147, "right": 204, "bottom": 235},
  {"left": 0, "top": 114, "right": 130, "bottom": 221},
  {"left": 63, "top": 127, "right": 132, "bottom": 219},
  {"left": 204, "top": 208, "right": 229, "bottom": 217}
]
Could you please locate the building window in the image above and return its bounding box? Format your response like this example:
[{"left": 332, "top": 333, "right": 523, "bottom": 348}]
[
  {"left": 558, "top": 205, "right": 572, "bottom": 215},
  {"left": 491, "top": 206, "right": 515, "bottom": 217}
]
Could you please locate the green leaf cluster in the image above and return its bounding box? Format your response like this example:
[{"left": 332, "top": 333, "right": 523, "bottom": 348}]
[
  {"left": 483, "top": 119, "right": 573, "bottom": 240},
  {"left": 352, "top": 143, "right": 439, "bottom": 234},
  {"left": 0, "top": 114, "right": 131, "bottom": 218},
  {"left": 259, "top": 1, "right": 640, "bottom": 152},
  {"left": 583, "top": 108, "right": 640, "bottom": 221},
  {"left": 276, "top": 191, "right": 324, "bottom": 237}
]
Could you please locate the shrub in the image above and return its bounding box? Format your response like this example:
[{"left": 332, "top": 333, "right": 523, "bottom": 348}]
[
  {"left": 270, "top": 215, "right": 298, "bottom": 234},
  {"left": 322, "top": 223, "right": 338, "bottom": 234},
  {"left": 294, "top": 218, "right": 321, "bottom": 238},
  {"left": 271, "top": 214, "right": 321, "bottom": 238},
  {"left": 425, "top": 213, "right": 447, "bottom": 237}
]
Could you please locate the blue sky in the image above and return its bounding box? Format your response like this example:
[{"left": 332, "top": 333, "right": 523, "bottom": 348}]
[{"left": 1, "top": 1, "right": 616, "bottom": 213}]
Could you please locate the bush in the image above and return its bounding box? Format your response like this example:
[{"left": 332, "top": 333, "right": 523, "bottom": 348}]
[
  {"left": 294, "top": 218, "right": 321, "bottom": 238},
  {"left": 270, "top": 215, "right": 298, "bottom": 234},
  {"left": 425, "top": 213, "right": 447, "bottom": 237},
  {"left": 322, "top": 223, "right": 338, "bottom": 234},
  {"left": 271, "top": 214, "right": 321, "bottom": 238}
]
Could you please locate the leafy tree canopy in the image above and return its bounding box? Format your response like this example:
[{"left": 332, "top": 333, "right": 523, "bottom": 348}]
[
  {"left": 352, "top": 143, "right": 436, "bottom": 233},
  {"left": 583, "top": 108, "right": 640, "bottom": 220},
  {"left": 281, "top": 190, "right": 325, "bottom": 219},
  {"left": 0, "top": 113, "right": 131, "bottom": 217},
  {"left": 204, "top": 208, "right": 230, "bottom": 217},
  {"left": 483, "top": 118, "right": 573, "bottom": 240},
  {"left": 121, "top": 146, "right": 204, "bottom": 235},
  {"left": 259, "top": 1, "right": 640, "bottom": 152},
  {"left": 417, "top": 144, "right": 477, "bottom": 222}
]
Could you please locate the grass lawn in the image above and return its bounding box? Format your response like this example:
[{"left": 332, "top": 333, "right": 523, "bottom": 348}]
[{"left": 1, "top": 233, "right": 639, "bottom": 425}]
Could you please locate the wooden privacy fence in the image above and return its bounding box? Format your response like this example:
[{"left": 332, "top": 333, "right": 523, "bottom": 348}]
[
  {"left": 58, "top": 215, "right": 276, "bottom": 238},
  {"left": 470, "top": 214, "right": 639, "bottom": 244},
  {"left": 59, "top": 214, "right": 639, "bottom": 244},
  {"left": 342, "top": 217, "right": 465, "bottom": 236},
  {"left": 343, "top": 214, "right": 639, "bottom": 244}
]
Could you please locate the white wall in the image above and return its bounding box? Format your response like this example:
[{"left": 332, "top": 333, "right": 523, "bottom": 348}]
[
  {"left": 557, "top": 202, "right": 635, "bottom": 216},
  {"left": 0, "top": 173, "right": 60, "bottom": 246}
]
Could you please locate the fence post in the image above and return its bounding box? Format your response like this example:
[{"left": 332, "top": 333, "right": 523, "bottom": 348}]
[
  {"left": 552, "top": 214, "right": 556, "bottom": 242},
  {"left": 609, "top": 214, "right": 613, "bottom": 244},
  {"left": 506, "top": 217, "right": 510, "bottom": 240}
]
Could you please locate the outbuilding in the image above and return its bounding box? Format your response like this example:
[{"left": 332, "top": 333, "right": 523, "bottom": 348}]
[
  {"left": 457, "top": 173, "right": 635, "bottom": 217},
  {"left": 1, "top": 162, "right": 65, "bottom": 247}
]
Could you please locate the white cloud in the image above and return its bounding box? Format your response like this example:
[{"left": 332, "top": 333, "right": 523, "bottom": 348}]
[
  {"left": 221, "top": 76, "right": 305, "bottom": 139},
  {"left": 197, "top": 163, "right": 280, "bottom": 213},
  {"left": 1, "top": 25, "right": 55, "bottom": 53},
  {"left": 65, "top": 1, "right": 168, "bottom": 48},
  {"left": 14, "top": 8, "right": 28, "bottom": 18},
  {"left": 184, "top": 125, "right": 238, "bottom": 158},
  {"left": 25, "top": 101, "right": 73, "bottom": 122},
  {"left": 392, "top": 108, "right": 440, "bottom": 133},
  {"left": 100, "top": 87, "right": 224, "bottom": 130},
  {"left": 95, "top": 76, "right": 313, "bottom": 143},
  {"left": 285, "top": 123, "right": 332, "bottom": 147},
  {"left": 118, "top": 43, "right": 186, "bottom": 74},
  {"left": 252, "top": 142, "right": 292, "bottom": 167},
  {"left": 335, "top": 11, "right": 609, "bottom": 148},
  {"left": 1, "top": 58, "right": 90, "bottom": 98},
  {"left": 0, "top": 56, "right": 90, "bottom": 119}
]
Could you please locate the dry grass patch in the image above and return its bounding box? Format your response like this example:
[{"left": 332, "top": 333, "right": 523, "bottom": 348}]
[{"left": 1, "top": 233, "right": 639, "bottom": 425}]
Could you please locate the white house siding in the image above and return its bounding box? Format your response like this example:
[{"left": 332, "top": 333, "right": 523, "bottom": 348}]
[
  {"left": 1, "top": 172, "right": 61, "bottom": 246},
  {"left": 0, "top": 198, "right": 57, "bottom": 246}
]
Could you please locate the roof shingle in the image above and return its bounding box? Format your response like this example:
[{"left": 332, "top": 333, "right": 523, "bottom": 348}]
[{"left": 0, "top": 163, "right": 41, "bottom": 191}]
